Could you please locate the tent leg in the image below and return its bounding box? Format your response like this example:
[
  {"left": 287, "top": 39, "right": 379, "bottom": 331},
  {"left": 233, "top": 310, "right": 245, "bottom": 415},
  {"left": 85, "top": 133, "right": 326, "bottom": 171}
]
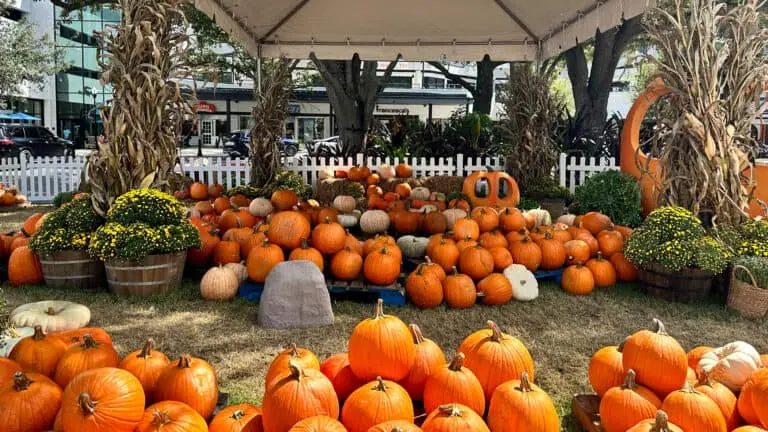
[{"left": 257, "top": 56, "right": 262, "bottom": 96}]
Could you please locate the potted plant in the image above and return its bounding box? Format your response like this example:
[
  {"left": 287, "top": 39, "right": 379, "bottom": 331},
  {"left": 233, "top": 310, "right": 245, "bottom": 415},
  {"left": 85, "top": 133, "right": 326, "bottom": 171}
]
[
  {"left": 29, "top": 194, "right": 106, "bottom": 289},
  {"left": 88, "top": 189, "right": 200, "bottom": 296},
  {"left": 624, "top": 206, "right": 731, "bottom": 302},
  {"left": 522, "top": 178, "right": 573, "bottom": 219},
  {"left": 728, "top": 256, "right": 768, "bottom": 318}
]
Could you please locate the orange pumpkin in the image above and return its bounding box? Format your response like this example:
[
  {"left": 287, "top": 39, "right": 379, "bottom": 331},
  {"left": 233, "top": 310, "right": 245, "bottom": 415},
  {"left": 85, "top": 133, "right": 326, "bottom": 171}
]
[
  {"left": 622, "top": 319, "right": 688, "bottom": 398},
  {"left": 118, "top": 339, "right": 170, "bottom": 399},
  {"left": 453, "top": 217, "right": 480, "bottom": 241},
  {"left": 348, "top": 166, "right": 371, "bottom": 182},
  {"left": 695, "top": 377, "right": 740, "bottom": 431},
  {"left": 477, "top": 272, "right": 513, "bottom": 305},
  {"left": 21, "top": 212, "right": 44, "bottom": 237},
  {"left": 394, "top": 183, "right": 412, "bottom": 199},
  {"left": 479, "top": 229, "right": 508, "bottom": 249},
  {"left": 589, "top": 343, "right": 626, "bottom": 397},
  {"left": 598, "top": 228, "right": 624, "bottom": 257},
  {"left": 190, "top": 183, "right": 208, "bottom": 200},
  {"left": 262, "top": 362, "right": 339, "bottom": 432},
  {"left": 265, "top": 344, "right": 320, "bottom": 389},
  {"left": 422, "top": 211, "right": 448, "bottom": 234},
  {"left": 611, "top": 253, "right": 639, "bottom": 281},
  {"left": 395, "top": 163, "right": 413, "bottom": 178},
  {"left": 8, "top": 246, "right": 42, "bottom": 286},
  {"left": 561, "top": 264, "right": 595, "bottom": 295},
  {"left": 246, "top": 239, "right": 284, "bottom": 283},
  {"left": 9, "top": 325, "right": 67, "bottom": 377},
  {"left": 564, "top": 240, "right": 591, "bottom": 265},
  {"left": 155, "top": 355, "right": 219, "bottom": 420},
  {"left": 366, "top": 174, "right": 381, "bottom": 186},
  {"left": 271, "top": 190, "right": 299, "bottom": 211},
  {"left": 330, "top": 247, "right": 363, "bottom": 281},
  {"left": 487, "top": 371, "right": 560, "bottom": 432},
  {"left": 368, "top": 421, "right": 422, "bottom": 432},
  {"left": 662, "top": 383, "right": 727, "bottom": 432},
  {"left": 738, "top": 368, "right": 768, "bottom": 425},
  {"left": 505, "top": 228, "right": 529, "bottom": 244},
  {"left": 320, "top": 353, "right": 364, "bottom": 402},
  {"left": 0, "top": 371, "right": 62, "bottom": 432},
  {"left": 586, "top": 252, "right": 617, "bottom": 287},
  {"left": 399, "top": 325, "right": 446, "bottom": 401},
  {"left": 363, "top": 248, "right": 401, "bottom": 286},
  {"left": 626, "top": 411, "right": 683, "bottom": 432},
  {"left": 54, "top": 334, "right": 120, "bottom": 389},
  {"left": 421, "top": 256, "right": 447, "bottom": 282},
  {"left": 459, "top": 245, "right": 494, "bottom": 280},
  {"left": 208, "top": 184, "right": 224, "bottom": 198},
  {"left": 0, "top": 357, "right": 22, "bottom": 383},
  {"left": 599, "top": 370, "right": 662, "bottom": 432},
  {"left": 268, "top": 211, "right": 311, "bottom": 250},
  {"left": 423, "top": 353, "right": 485, "bottom": 416},
  {"left": 499, "top": 208, "right": 526, "bottom": 232},
  {"left": 135, "top": 401, "right": 208, "bottom": 432},
  {"left": 455, "top": 236, "right": 478, "bottom": 253},
  {"left": 488, "top": 246, "right": 514, "bottom": 272},
  {"left": 509, "top": 236, "right": 542, "bottom": 272},
  {"left": 471, "top": 207, "right": 500, "bottom": 233},
  {"left": 405, "top": 265, "right": 443, "bottom": 309},
  {"left": 56, "top": 327, "right": 113, "bottom": 349},
  {"left": 686, "top": 346, "right": 714, "bottom": 372},
  {"left": 289, "top": 415, "right": 346, "bottom": 431},
  {"left": 581, "top": 212, "right": 613, "bottom": 235},
  {"left": 421, "top": 404, "right": 489, "bottom": 432},
  {"left": 230, "top": 194, "right": 251, "bottom": 208},
  {"left": 341, "top": 377, "right": 414, "bottom": 432},
  {"left": 289, "top": 238, "right": 325, "bottom": 271},
  {"left": 537, "top": 232, "right": 567, "bottom": 270},
  {"left": 209, "top": 404, "right": 264, "bottom": 432},
  {"left": 213, "top": 196, "right": 232, "bottom": 214},
  {"left": 462, "top": 171, "right": 521, "bottom": 208},
  {"left": 213, "top": 240, "right": 241, "bottom": 266}
]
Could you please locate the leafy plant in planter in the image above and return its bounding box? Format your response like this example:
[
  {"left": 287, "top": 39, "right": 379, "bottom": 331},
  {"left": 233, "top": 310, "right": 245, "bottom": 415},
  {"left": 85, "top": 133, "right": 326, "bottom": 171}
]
[
  {"left": 733, "top": 256, "right": 768, "bottom": 290},
  {"left": 29, "top": 194, "right": 104, "bottom": 255},
  {"left": 523, "top": 178, "right": 573, "bottom": 203},
  {"left": 570, "top": 170, "right": 643, "bottom": 227}
]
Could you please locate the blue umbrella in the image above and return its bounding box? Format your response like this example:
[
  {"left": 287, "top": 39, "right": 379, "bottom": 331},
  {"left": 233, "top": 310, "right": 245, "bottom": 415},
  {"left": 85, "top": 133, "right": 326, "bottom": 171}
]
[
  {"left": 12, "top": 113, "right": 40, "bottom": 121},
  {"left": 0, "top": 113, "right": 11, "bottom": 120}
]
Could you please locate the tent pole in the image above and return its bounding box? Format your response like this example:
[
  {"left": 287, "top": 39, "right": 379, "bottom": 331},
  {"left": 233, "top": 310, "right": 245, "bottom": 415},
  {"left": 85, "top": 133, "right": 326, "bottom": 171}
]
[{"left": 257, "top": 44, "right": 263, "bottom": 96}]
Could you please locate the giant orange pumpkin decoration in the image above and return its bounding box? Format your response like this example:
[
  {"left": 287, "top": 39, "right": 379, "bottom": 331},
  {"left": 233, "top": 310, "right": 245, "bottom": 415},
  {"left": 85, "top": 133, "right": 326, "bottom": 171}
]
[{"left": 462, "top": 171, "right": 520, "bottom": 208}]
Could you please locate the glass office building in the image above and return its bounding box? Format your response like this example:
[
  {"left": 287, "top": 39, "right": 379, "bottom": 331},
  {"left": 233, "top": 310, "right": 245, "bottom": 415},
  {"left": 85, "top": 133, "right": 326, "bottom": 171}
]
[{"left": 54, "top": 6, "right": 120, "bottom": 143}]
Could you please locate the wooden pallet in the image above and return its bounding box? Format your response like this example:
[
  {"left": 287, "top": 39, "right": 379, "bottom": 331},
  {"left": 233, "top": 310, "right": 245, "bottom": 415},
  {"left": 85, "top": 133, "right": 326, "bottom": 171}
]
[
  {"left": 572, "top": 394, "right": 603, "bottom": 432},
  {"left": 535, "top": 268, "right": 565, "bottom": 284},
  {"left": 238, "top": 279, "right": 406, "bottom": 306}
]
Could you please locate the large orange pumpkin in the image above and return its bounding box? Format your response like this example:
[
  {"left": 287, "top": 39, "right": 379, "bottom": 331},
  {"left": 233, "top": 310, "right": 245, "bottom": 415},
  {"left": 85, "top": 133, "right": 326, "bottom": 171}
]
[
  {"left": 589, "top": 343, "right": 626, "bottom": 397},
  {"left": 598, "top": 227, "right": 624, "bottom": 257},
  {"left": 586, "top": 252, "right": 617, "bottom": 287},
  {"left": 581, "top": 212, "right": 613, "bottom": 235},
  {"left": 488, "top": 246, "right": 514, "bottom": 272},
  {"left": 599, "top": 370, "right": 662, "bottom": 432},
  {"left": 268, "top": 211, "right": 311, "bottom": 250},
  {"left": 264, "top": 344, "right": 320, "bottom": 389},
  {"left": 9, "top": 325, "right": 67, "bottom": 377},
  {"left": 213, "top": 240, "right": 241, "bottom": 266},
  {"left": 135, "top": 401, "right": 208, "bottom": 432},
  {"left": 478, "top": 229, "right": 508, "bottom": 249},
  {"left": 59, "top": 367, "right": 146, "bottom": 432},
  {"left": 55, "top": 327, "right": 113, "bottom": 349},
  {"left": 611, "top": 253, "right": 639, "bottom": 281},
  {"left": 54, "top": 334, "right": 121, "bottom": 389},
  {"left": 561, "top": 264, "right": 595, "bottom": 296},
  {"left": 471, "top": 207, "right": 500, "bottom": 233},
  {"left": 420, "top": 404, "right": 489, "bottom": 432},
  {"left": 499, "top": 208, "right": 526, "bottom": 232},
  {"left": 487, "top": 372, "right": 560, "bottom": 432},
  {"left": 209, "top": 403, "right": 263, "bottom": 432},
  {"left": 118, "top": 339, "right": 170, "bottom": 403},
  {"left": 320, "top": 353, "right": 364, "bottom": 402},
  {"left": 330, "top": 247, "right": 363, "bottom": 281},
  {"left": 537, "top": 232, "right": 567, "bottom": 270},
  {"left": 341, "top": 377, "right": 414, "bottom": 432},
  {"left": 289, "top": 415, "right": 346, "bottom": 431},
  {"left": 154, "top": 355, "right": 218, "bottom": 420},
  {"left": 452, "top": 217, "right": 480, "bottom": 241},
  {"left": 262, "top": 362, "right": 339, "bottom": 432},
  {"left": 190, "top": 183, "right": 208, "bottom": 201},
  {"left": 564, "top": 240, "right": 591, "bottom": 265},
  {"left": 430, "top": 240, "right": 460, "bottom": 272},
  {"left": 738, "top": 368, "right": 768, "bottom": 425},
  {"left": 21, "top": 212, "right": 45, "bottom": 237},
  {"left": 622, "top": 319, "right": 688, "bottom": 398},
  {"left": 662, "top": 383, "right": 727, "bottom": 432},
  {"left": 399, "top": 325, "right": 446, "bottom": 401},
  {"left": 246, "top": 239, "right": 285, "bottom": 283},
  {"left": 462, "top": 171, "right": 520, "bottom": 208},
  {"left": 348, "top": 300, "right": 416, "bottom": 382},
  {"left": 8, "top": 246, "right": 42, "bottom": 286},
  {"left": 458, "top": 321, "right": 535, "bottom": 400},
  {"left": 0, "top": 371, "right": 62, "bottom": 432},
  {"left": 422, "top": 353, "right": 485, "bottom": 417}
]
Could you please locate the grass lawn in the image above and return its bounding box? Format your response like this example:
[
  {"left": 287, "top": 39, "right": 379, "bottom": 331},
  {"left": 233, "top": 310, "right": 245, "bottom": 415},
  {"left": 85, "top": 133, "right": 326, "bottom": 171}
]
[{"left": 2, "top": 207, "right": 766, "bottom": 431}]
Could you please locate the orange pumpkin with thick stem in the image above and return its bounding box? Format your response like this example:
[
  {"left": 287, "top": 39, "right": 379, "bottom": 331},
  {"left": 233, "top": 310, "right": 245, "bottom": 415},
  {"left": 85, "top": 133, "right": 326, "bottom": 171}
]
[
  {"left": 626, "top": 410, "right": 683, "bottom": 432},
  {"left": 479, "top": 229, "right": 508, "bottom": 249},
  {"left": 400, "top": 325, "right": 446, "bottom": 401},
  {"left": 320, "top": 353, "right": 364, "bottom": 402},
  {"left": 268, "top": 211, "right": 311, "bottom": 250},
  {"left": 599, "top": 370, "right": 662, "bottom": 432},
  {"left": 695, "top": 375, "right": 740, "bottom": 431},
  {"left": 422, "top": 353, "right": 485, "bottom": 416},
  {"left": 662, "top": 382, "right": 727, "bottom": 432},
  {"left": 489, "top": 246, "right": 514, "bottom": 272},
  {"left": 420, "top": 256, "right": 446, "bottom": 282},
  {"left": 623, "top": 319, "right": 688, "bottom": 397},
  {"left": 586, "top": 252, "right": 617, "bottom": 287},
  {"left": 54, "top": 334, "right": 120, "bottom": 389},
  {"left": 611, "top": 253, "right": 639, "bottom": 281},
  {"left": 405, "top": 264, "right": 443, "bottom": 309},
  {"left": 135, "top": 401, "right": 208, "bottom": 432},
  {"left": 330, "top": 247, "right": 363, "bottom": 281},
  {"left": 452, "top": 217, "right": 480, "bottom": 241},
  {"left": 421, "top": 404, "right": 489, "bottom": 432},
  {"left": 429, "top": 239, "right": 459, "bottom": 272},
  {"left": 265, "top": 344, "right": 320, "bottom": 389},
  {"left": 262, "top": 362, "right": 339, "bottom": 432},
  {"left": 462, "top": 171, "right": 520, "bottom": 208},
  {"left": 487, "top": 371, "right": 560, "bottom": 432},
  {"left": 0, "top": 371, "right": 62, "bottom": 432},
  {"left": 154, "top": 355, "right": 218, "bottom": 420},
  {"left": 598, "top": 227, "right": 624, "bottom": 257},
  {"left": 458, "top": 321, "right": 535, "bottom": 400},
  {"left": 341, "top": 377, "right": 414, "bottom": 432},
  {"left": 8, "top": 246, "right": 42, "bottom": 286},
  {"left": 246, "top": 239, "right": 284, "bottom": 283},
  {"left": 9, "top": 325, "right": 67, "bottom": 377},
  {"left": 537, "top": 231, "right": 567, "bottom": 270},
  {"left": 363, "top": 248, "right": 400, "bottom": 286},
  {"left": 59, "top": 367, "right": 146, "bottom": 432},
  {"left": 499, "top": 208, "right": 526, "bottom": 232},
  {"left": 209, "top": 404, "right": 264, "bottom": 432},
  {"left": 477, "top": 272, "right": 513, "bottom": 305},
  {"left": 118, "top": 339, "right": 170, "bottom": 399},
  {"left": 561, "top": 263, "right": 595, "bottom": 295},
  {"left": 459, "top": 245, "right": 494, "bottom": 280},
  {"left": 56, "top": 327, "right": 113, "bottom": 348},
  {"left": 589, "top": 341, "right": 627, "bottom": 397},
  {"left": 443, "top": 266, "right": 476, "bottom": 309},
  {"left": 289, "top": 415, "right": 346, "bottom": 431},
  {"left": 289, "top": 238, "right": 325, "bottom": 271},
  {"left": 471, "top": 207, "right": 499, "bottom": 233},
  {"left": 312, "top": 217, "right": 346, "bottom": 255},
  {"left": 509, "top": 236, "right": 542, "bottom": 272},
  {"left": 348, "top": 300, "right": 416, "bottom": 382}
]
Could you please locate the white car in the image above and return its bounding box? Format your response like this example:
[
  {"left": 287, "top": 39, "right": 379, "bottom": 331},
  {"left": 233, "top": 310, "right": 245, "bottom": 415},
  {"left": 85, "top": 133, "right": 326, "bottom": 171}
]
[{"left": 307, "top": 136, "right": 340, "bottom": 155}]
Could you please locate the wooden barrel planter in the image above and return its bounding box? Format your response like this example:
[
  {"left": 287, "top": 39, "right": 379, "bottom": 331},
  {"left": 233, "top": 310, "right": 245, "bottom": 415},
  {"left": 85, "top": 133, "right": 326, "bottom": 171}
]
[
  {"left": 40, "top": 250, "right": 105, "bottom": 290},
  {"left": 637, "top": 262, "right": 717, "bottom": 303},
  {"left": 104, "top": 252, "right": 186, "bottom": 296}
]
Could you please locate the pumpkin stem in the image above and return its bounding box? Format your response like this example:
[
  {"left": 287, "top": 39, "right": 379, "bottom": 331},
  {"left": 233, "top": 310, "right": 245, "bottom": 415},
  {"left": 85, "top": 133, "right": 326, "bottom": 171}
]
[
  {"left": 324, "top": 217, "right": 332, "bottom": 224},
  {"left": 300, "top": 238, "right": 310, "bottom": 249},
  {"left": 487, "top": 321, "right": 503, "bottom": 342},
  {"left": 622, "top": 369, "right": 638, "bottom": 389},
  {"left": 424, "top": 256, "right": 433, "bottom": 265},
  {"left": 261, "top": 238, "right": 271, "bottom": 247},
  {"left": 231, "top": 410, "right": 246, "bottom": 421},
  {"left": 81, "top": 334, "right": 99, "bottom": 349},
  {"left": 518, "top": 372, "right": 533, "bottom": 392},
  {"left": 151, "top": 410, "right": 172, "bottom": 427},
  {"left": 177, "top": 354, "right": 192, "bottom": 369},
  {"left": 451, "top": 266, "right": 459, "bottom": 276},
  {"left": 651, "top": 410, "right": 672, "bottom": 432},
  {"left": 617, "top": 337, "right": 629, "bottom": 353},
  {"left": 373, "top": 376, "right": 387, "bottom": 392},
  {"left": 287, "top": 343, "right": 299, "bottom": 357},
  {"left": 681, "top": 381, "right": 698, "bottom": 393},
  {"left": 596, "top": 251, "right": 605, "bottom": 261},
  {"left": 78, "top": 392, "right": 97, "bottom": 415},
  {"left": 409, "top": 324, "right": 425, "bottom": 344},
  {"left": 46, "top": 307, "right": 57, "bottom": 316},
  {"left": 32, "top": 325, "right": 45, "bottom": 341},
  {"left": 415, "top": 264, "right": 425, "bottom": 276},
  {"left": 696, "top": 372, "right": 714, "bottom": 388},
  {"left": 288, "top": 360, "right": 303, "bottom": 380},
  {"left": 138, "top": 339, "right": 154, "bottom": 358},
  {"left": 437, "top": 404, "right": 463, "bottom": 417},
  {"left": 12, "top": 371, "right": 33, "bottom": 391},
  {"left": 374, "top": 298, "right": 385, "bottom": 319},
  {"left": 652, "top": 318, "right": 668, "bottom": 335},
  {"left": 448, "top": 353, "right": 465, "bottom": 371}
]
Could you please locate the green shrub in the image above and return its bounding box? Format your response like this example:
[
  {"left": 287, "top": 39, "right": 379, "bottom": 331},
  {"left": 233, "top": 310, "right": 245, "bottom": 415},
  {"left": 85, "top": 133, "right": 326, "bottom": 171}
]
[
  {"left": 52, "top": 191, "right": 75, "bottom": 208},
  {"left": 226, "top": 185, "right": 262, "bottom": 198},
  {"left": 262, "top": 171, "right": 312, "bottom": 200},
  {"left": 518, "top": 197, "right": 540, "bottom": 211},
  {"left": 569, "top": 170, "right": 642, "bottom": 227},
  {"left": 733, "top": 256, "right": 768, "bottom": 289},
  {"left": 523, "top": 177, "right": 573, "bottom": 202}
]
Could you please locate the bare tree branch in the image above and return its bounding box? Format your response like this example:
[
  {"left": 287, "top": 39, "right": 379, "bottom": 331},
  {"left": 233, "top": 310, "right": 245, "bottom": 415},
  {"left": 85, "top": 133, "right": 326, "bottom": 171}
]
[{"left": 427, "top": 61, "right": 476, "bottom": 94}]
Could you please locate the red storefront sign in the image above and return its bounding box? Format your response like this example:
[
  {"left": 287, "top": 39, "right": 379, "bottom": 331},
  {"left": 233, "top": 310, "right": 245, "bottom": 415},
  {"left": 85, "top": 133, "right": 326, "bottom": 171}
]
[{"left": 195, "top": 102, "right": 216, "bottom": 113}]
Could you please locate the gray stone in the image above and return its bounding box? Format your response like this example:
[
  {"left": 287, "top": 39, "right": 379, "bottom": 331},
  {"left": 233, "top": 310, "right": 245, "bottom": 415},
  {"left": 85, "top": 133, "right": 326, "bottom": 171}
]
[{"left": 258, "top": 261, "right": 334, "bottom": 329}]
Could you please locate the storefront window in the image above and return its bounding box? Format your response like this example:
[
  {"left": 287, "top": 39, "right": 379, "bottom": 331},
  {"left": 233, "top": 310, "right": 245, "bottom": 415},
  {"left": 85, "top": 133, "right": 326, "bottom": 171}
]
[
  {"left": 297, "top": 118, "right": 325, "bottom": 143},
  {"left": 423, "top": 76, "right": 446, "bottom": 89}
]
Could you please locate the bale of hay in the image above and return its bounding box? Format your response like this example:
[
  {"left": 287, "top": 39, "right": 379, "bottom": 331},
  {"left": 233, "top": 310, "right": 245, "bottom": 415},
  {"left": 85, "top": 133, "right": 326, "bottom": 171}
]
[
  {"left": 421, "top": 176, "right": 465, "bottom": 195},
  {"left": 315, "top": 179, "right": 365, "bottom": 205}
]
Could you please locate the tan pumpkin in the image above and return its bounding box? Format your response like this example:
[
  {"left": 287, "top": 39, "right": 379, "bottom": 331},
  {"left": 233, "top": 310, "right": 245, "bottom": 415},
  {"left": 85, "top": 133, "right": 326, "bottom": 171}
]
[{"left": 200, "top": 265, "right": 240, "bottom": 300}]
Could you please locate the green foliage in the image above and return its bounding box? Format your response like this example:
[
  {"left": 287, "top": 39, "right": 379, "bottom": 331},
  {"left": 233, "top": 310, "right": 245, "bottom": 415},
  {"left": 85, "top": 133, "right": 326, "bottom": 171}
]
[
  {"left": 523, "top": 177, "right": 573, "bottom": 202},
  {"left": 569, "top": 170, "right": 643, "bottom": 227},
  {"left": 53, "top": 191, "right": 75, "bottom": 208},
  {"left": 107, "top": 188, "right": 186, "bottom": 226},
  {"left": 89, "top": 221, "right": 200, "bottom": 261},
  {"left": 226, "top": 186, "right": 262, "bottom": 199},
  {"left": 29, "top": 194, "right": 104, "bottom": 254},
  {"left": 741, "top": 219, "right": 768, "bottom": 241},
  {"left": 733, "top": 256, "right": 768, "bottom": 289},
  {"left": 262, "top": 171, "right": 312, "bottom": 200},
  {"left": 518, "top": 197, "right": 541, "bottom": 211},
  {"left": 625, "top": 206, "right": 730, "bottom": 273}
]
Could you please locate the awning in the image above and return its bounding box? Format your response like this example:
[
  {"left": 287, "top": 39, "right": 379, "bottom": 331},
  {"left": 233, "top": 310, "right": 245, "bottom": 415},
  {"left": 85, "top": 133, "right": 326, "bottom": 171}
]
[
  {"left": 194, "top": 0, "right": 653, "bottom": 61},
  {"left": 0, "top": 113, "right": 40, "bottom": 121}
]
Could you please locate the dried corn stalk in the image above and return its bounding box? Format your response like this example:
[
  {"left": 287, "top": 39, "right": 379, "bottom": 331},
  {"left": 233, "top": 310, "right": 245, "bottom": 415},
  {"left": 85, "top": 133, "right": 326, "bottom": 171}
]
[
  {"left": 87, "top": 0, "right": 195, "bottom": 215},
  {"left": 644, "top": 0, "right": 768, "bottom": 225},
  {"left": 497, "top": 64, "right": 563, "bottom": 189},
  {"left": 250, "top": 59, "right": 292, "bottom": 187}
]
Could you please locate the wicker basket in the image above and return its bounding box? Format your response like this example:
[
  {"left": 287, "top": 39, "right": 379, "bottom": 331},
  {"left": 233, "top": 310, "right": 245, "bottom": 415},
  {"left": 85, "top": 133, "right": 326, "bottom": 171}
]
[{"left": 727, "top": 265, "right": 768, "bottom": 318}]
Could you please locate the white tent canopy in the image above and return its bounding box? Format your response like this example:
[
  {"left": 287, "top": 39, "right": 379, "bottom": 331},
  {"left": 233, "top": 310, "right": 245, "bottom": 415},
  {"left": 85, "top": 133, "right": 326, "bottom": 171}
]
[{"left": 193, "top": 0, "right": 653, "bottom": 61}]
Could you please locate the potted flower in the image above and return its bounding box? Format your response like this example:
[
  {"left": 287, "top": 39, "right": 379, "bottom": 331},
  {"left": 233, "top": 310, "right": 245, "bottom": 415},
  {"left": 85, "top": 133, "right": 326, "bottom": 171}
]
[
  {"left": 728, "top": 256, "right": 768, "bottom": 318},
  {"left": 29, "top": 194, "right": 106, "bottom": 289},
  {"left": 88, "top": 189, "right": 200, "bottom": 296},
  {"left": 624, "top": 206, "right": 731, "bottom": 302},
  {"left": 522, "top": 178, "right": 573, "bottom": 219}
]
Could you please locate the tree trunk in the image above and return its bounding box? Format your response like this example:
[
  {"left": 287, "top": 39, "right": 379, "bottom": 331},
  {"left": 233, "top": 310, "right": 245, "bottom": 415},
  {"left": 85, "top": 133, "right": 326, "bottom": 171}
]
[{"left": 428, "top": 56, "right": 503, "bottom": 115}]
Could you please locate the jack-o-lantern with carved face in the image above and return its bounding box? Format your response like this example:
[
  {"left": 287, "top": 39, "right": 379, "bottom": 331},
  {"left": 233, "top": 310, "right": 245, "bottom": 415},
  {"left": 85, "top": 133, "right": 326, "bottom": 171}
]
[{"left": 462, "top": 171, "right": 520, "bottom": 208}]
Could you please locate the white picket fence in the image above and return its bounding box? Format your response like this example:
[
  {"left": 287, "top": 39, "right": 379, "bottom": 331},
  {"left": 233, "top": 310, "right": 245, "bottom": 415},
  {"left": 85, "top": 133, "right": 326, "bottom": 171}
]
[{"left": 0, "top": 153, "right": 619, "bottom": 203}]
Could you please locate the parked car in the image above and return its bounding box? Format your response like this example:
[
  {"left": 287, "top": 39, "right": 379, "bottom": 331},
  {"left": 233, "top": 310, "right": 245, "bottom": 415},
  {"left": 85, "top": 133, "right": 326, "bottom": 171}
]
[
  {"left": 306, "top": 136, "right": 340, "bottom": 156},
  {"left": 224, "top": 131, "right": 299, "bottom": 157},
  {"left": 0, "top": 124, "right": 74, "bottom": 160}
]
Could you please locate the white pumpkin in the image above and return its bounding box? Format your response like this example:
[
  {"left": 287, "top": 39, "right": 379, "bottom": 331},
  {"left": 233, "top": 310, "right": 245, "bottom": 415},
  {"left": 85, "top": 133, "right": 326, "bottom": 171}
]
[
  {"left": 443, "top": 209, "right": 468, "bottom": 230},
  {"left": 698, "top": 341, "right": 762, "bottom": 391},
  {"left": 10, "top": 301, "right": 90, "bottom": 333},
  {"left": 318, "top": 169, "right": 335, "bottom": 180},
  {"left": 410, "top": 187, "right": 431, "bottom": 201},
  {"left": 360, "top": 210, "right": 390, "bottom": 234},
  {"left": 337, "top": 213, "right": 359, "bottom": 228},
  {"left": 397, "top": 236, "right": 429, "bottom": 258},
  {"left": 412, "top": 205, "right": 438, "bottom": 214},
  {"left": 503, "top": 264, "right": 539, "bottom": 301},
  {"left": 556, "top": 214, "right": 577, "bottom": 226},
  {"left": 333, "top": 195, "right": 357, "bottom": 213},
  {"left": 0, "top": 327, "right": 35, "bottom": 357},
  {"left": 249, "top": 197, "right": 274, "bottom": 217},
  {"left": 378, "top": 164, "right": 396, "bottom": 180},
  {"left": 526, "top": 208, "right": 552, "bottom": 227},
  {"left": 224, "top": 261, "right": 248, "bottom": 283},
  {"left": 200, "top": 265, "right": 240, "bottom": 301}
]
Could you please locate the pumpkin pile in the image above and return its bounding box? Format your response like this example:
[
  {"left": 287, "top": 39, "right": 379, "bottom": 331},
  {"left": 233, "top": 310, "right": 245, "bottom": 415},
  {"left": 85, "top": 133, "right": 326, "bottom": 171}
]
[
  {"left": 587, "top": 318, "right": 768, "bottom": 432},
  {"left": 0, "top": 185, "right": 28, "bottom": 207}
]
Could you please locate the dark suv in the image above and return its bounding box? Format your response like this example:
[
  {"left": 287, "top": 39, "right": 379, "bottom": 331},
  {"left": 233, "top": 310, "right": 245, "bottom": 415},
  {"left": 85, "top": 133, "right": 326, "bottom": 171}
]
[{"left": 0, "top": 124, "right": 74, "bottom": 160}]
